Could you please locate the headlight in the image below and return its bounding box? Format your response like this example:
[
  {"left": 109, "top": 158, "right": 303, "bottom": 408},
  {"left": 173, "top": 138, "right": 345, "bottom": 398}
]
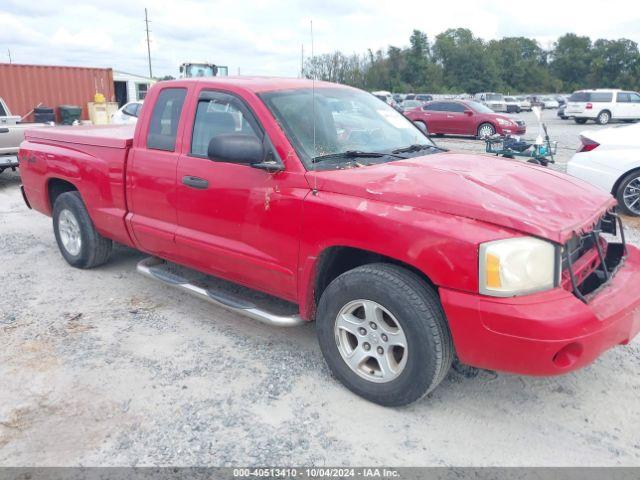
[
  {"left": 479, "top": 237, "right": 558, "bottom": 297},
  {"left": 496, "top": 118, "right": 513, "bottom": 126}
]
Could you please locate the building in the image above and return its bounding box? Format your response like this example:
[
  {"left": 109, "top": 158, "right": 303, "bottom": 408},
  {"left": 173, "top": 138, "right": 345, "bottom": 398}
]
[{"left": 113, "top": 71, "right": 156, "bottom": 107}]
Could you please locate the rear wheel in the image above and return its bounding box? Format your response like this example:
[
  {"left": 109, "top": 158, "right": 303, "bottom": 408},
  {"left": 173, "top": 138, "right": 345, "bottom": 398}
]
[
  {"left": 316, "top": 263, "right": 453, "bottom": 406},
  {"left": 596, "top": 110, "right": 611, "bottom": 125},
  {"left": 52, "top": 191, "right": 113, "bottom": 268},
  {"left": 477, "top": 123, "right": 495, "bottom": 139},
  {"left": 616, "top": 171, "right": 640, "bottom": 216},
  {"left": 574, "top": 118, "right": 588, "bottom": 124}
]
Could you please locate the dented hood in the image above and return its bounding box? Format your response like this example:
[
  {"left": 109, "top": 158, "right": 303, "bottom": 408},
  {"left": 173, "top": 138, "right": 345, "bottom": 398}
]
[{"left": 308, "top": 152, "right": 616, "bottom": 244}]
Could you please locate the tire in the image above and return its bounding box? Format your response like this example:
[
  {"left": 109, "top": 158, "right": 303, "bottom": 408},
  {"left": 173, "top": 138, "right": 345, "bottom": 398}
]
[
  {"left": 596, "top": 110, "right": 611, "bottom": 125},
  {"left": 477, "top": 122, "right": 495, "bottom": 139},
  {"left": 52, "top": 191, "right": 113, "bottom": 268},
  {"left": 316, "top": 263, "right": 453, "bottom": 406},
  {"left": 615, "top": 171, "right": 640, "bottom": 217},
  {"left": 574, "top": 118, "right": 588, "bottom": 124},
  {"left": 412, "top": 120, "right": 429, "bottom": 135}
]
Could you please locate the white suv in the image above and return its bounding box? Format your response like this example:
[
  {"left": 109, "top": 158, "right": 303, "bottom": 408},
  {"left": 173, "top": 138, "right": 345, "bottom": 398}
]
[{"left": 565, "top": 89, "right": 640, "bottom": 125}]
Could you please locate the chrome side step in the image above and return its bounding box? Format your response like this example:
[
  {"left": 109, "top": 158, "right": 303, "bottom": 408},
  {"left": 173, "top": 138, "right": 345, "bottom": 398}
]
[{"left": 136, "top": 257, "right": 304, "bottom": 327}]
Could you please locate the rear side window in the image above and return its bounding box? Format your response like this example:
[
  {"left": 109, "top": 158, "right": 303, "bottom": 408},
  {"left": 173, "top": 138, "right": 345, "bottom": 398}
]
[
  {"left": 569, "top": 91, "right": 589, "bottom": 102},
  {"left": 147, "top": 88, "right": 187, "bottom": 151},
  {"left": 446, "top": 103, "right": 466, "bottom": 113},
  {"left": 0, "top": 102, "right": 6, "bottom": 117},
  {"left": 424, "top": 102, "right": 446, "bottom": 111},
  {"left": 617, "top": 92, "right": 631, "bottom": 103},
  {"left": 591, "top": 92, "right": 612, "bottom": 102}
]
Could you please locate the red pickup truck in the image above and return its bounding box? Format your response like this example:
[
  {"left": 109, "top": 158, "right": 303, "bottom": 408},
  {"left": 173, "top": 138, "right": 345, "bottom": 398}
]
[{"left": 19, "top": 78, "right": 640, "bottom": 406}]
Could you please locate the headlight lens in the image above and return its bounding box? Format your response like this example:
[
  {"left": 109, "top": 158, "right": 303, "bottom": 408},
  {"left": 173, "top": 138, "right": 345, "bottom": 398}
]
[
  {"left": 496, "top": 117, "right": 513, "bottom": 126},
  {"left": 479, "top": 237, "right": 558, "bottom": 297}
]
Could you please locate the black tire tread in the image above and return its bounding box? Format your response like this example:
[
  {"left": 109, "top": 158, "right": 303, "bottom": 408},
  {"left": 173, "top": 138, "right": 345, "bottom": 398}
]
[{"left": 616, "top": 171, "right": 640, "bottom": 217}]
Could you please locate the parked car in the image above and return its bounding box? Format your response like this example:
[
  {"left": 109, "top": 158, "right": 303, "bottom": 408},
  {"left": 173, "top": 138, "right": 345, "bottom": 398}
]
[
  {"left": 415, "top": 94, "right": 433, "bottom": 103},
  {"left": 504, "top": 96, "right": 521, "bottom": 113},
  {"left": 405, "top": 100, "right": 526, "bottom": 138},
  {"left": 515, "top": 96, "right": 532, "bottom": 111},
  {"left": 557, "top": 103, "right": 569, "bottom": 120},
  {"left": 0, "top": 97, "right": 49, "bottom": 173},
  {"left": 111, "top": 101, "right": 143, "bottom": 125},
  {"left": 566, "top": 89, "right": 640, "bottom": 125},
  {"left": 541, "top": 97, "right": 559, "bottom": 109},
  {"left": 473, "top": 92, "right": 507, "bottom": 112},
  {"left": 398, "top": 99, "right": 423, "bottom": 112},
  {"left": 568, "top": 123, "right": 640, "bottom": 216},
  {"left": 19, "top": 78, "right": 639, "bottom": 406}
]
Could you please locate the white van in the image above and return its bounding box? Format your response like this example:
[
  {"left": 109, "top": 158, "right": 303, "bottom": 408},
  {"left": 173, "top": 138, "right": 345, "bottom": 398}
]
[{"left": 565, "top": 89, "right": 640, "bottom": 125}]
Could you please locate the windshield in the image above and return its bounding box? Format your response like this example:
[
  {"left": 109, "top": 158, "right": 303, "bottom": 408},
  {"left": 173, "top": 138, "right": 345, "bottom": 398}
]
[
  {"left": 260, "top": 87, "right": 435, "bottom": 170},
  {"left": 466, "top": 101, "right": 494, "bottom": 113},
  {"left": 486, "top": 94, "right": 504, "bottom": 101}
]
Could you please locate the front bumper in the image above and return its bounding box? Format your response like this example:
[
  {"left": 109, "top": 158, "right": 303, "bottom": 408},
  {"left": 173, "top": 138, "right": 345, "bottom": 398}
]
[{"left": 440, "top": 244, "right": 640, "bottom": 375}]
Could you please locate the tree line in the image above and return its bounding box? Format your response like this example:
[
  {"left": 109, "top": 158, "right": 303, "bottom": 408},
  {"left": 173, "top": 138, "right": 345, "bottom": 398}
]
[{"left": 304, "top": 28, "right": 640, "bottom": 94}]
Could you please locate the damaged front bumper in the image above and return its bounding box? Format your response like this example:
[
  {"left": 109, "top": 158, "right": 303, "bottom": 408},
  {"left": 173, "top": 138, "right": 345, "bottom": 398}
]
[{"left": 441, "top": 214, "right": 640, "bottom": 376}]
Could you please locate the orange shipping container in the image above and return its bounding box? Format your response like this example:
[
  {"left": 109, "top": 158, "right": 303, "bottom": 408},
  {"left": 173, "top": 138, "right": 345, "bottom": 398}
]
[{"left": 0, "top": 63, "right": 114, "bottom": 121}]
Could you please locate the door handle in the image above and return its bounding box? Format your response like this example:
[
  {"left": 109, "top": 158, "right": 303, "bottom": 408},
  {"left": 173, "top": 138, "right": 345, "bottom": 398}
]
[{"left": 182, "top": 175, "right": 209, "bottom": 189}]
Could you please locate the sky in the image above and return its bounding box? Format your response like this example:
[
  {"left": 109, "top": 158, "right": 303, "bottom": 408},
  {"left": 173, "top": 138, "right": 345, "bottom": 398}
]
[{"left": 2, "top": 0, "right": 640, "bottom": 79}]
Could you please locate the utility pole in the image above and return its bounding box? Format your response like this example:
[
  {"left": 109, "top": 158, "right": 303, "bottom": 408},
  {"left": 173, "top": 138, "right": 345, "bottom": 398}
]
[
  {"left": 144, "top": 8, "right": 153, "bottom": 78},
  {"left": 300, "top": 44, "right": 304, "bottom": 77}
]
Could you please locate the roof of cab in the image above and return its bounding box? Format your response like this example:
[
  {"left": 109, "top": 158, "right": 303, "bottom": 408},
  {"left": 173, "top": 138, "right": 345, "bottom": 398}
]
[{"left": 163, "top": 76, "right": 350, "bottom": 93}]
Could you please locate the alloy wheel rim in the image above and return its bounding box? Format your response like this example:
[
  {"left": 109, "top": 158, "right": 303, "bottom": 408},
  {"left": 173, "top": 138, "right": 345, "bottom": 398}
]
[
  {"left": 334, "top": 299, "right": 408, "bottom": 383},
  {"left": 600, "top": 112, "right": 610, "bottom": 123},
  {"left": 623, "top": 177, "right": 640, "bottom": 215},
  {"left": 58, "top": 209, "right": 82, "bottom": 256},
  {"left": 479, "top": 125, "right": 494, "bottom": 137}
]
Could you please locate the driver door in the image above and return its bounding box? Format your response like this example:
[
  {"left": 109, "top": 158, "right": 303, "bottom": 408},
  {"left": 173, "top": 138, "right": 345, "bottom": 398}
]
[{"left": 173, "top": 89, "right": 302, "bottom": 301}]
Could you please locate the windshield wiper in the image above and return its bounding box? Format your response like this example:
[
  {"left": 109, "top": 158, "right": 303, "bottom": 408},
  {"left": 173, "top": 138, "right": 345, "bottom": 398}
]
[
  {"left": 392, "top": 144, "right": 444, "bottom": 154},
  {"left": 312, "top": 150, "right": 407, "bottom": 163}
]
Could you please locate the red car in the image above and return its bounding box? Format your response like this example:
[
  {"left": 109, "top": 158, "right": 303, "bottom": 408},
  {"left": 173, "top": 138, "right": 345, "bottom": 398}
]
[
  {"left": 405, "top": 99, "right": 526, "bottom": 138},
  {"left": 18, "top": 78, "right": 639, "bottom": 406}
]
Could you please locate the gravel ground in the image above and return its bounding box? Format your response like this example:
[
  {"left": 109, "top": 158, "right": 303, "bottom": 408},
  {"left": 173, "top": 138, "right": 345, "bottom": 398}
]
[{"left": 1, "top": 116, "right": 640, "bottom": 467}]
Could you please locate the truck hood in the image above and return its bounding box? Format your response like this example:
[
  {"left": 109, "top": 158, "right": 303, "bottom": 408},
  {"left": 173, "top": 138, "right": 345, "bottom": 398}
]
[{"left": 307, "top": 152, "right": 616, "bottom": 244}]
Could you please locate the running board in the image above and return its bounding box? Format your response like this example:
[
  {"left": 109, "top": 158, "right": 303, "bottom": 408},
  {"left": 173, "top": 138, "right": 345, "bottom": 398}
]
[{"left": 136, "top": 257, "right": 304, "bottom": 327}]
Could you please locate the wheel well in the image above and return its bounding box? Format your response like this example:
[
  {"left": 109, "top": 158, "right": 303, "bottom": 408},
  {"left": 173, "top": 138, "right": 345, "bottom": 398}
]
[
  {"left": 314, "top": 246, "right": 435, "bottom": 305},
  {"left": 612, "top": 166, "right": 640, "bottom": 196},
  {"left": 598, "top": 109, "right": 611, "bottom": 117},
  {"left": 48, "top": 178, "right": 78, "bottom": 210}
]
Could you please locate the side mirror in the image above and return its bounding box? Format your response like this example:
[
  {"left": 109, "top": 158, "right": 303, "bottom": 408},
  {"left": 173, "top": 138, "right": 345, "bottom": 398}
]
[
  {"left": 464, "top": 110, "right": 473, "bottom": 116},
  {"left": 208, "top": 134, "right": 264, "bottom": 165}
]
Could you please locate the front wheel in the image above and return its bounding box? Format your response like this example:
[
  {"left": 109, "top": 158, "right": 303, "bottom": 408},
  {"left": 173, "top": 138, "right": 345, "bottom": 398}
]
[
  {"left": 477, "top": 123, "right": 496, "bottom": 139},
  {"left": 52, "top": 191, "right": 113, "bottom": 268},
  {"left": 316, "top": 263, "right": 453, "bottom": 406},
  {"left": 616, "top": 171, "right": 640, "bottom": 216}
]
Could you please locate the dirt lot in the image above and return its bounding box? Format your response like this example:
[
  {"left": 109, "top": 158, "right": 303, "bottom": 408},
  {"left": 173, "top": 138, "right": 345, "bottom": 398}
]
[{"left": 1, "top": 117, "right": 640, "bottom": 466}]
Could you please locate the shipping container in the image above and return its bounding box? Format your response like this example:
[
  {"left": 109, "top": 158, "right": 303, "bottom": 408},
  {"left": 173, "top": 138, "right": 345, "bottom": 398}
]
[{"left": 0, "top": 63, "right": 114, "bottom": 122}]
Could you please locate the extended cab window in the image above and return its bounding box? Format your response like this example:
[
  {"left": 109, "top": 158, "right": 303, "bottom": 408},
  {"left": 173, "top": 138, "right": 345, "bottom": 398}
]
[
  {"left": 191, "top": 93, "right": 261, "bottom": 157},
  {"left": 0, "top": 102, "right": 6, "bottom": 117},
  {"left": 147, "top": 88, "right": 187, "bottom": 151}
]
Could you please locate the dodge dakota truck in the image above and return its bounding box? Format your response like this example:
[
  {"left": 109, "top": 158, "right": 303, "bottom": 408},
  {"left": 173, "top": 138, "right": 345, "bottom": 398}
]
[{"left": 19, "top": 78, "right": 640, "bottom": 406}]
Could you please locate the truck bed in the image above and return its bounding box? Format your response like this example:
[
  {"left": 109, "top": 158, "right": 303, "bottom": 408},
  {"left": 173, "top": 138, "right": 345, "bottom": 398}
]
[{"left": 25, "top": 124, "right": 135, "bottom": 149}]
